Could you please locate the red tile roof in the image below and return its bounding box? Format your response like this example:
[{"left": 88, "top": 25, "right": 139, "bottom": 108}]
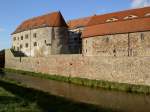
[
  {"left": 83, "top": 17, "right": 150, "bottom": 38},
  {"left": 12, "top": 11, "right": 68, "bottom": 34},
  {"left": 87, "top": 7, "right": 150, "bottom": 26},
  {"left": 67, "top": 17, "right": 92, "bottom": 29}
]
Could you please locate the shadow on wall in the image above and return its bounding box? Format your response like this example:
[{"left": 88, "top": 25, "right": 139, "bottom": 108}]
[
  {"left": 0, "top": 50, "right": 5, "bottom": 68},
  {"left": 10, "top": 49, "right": 27, "bottom": 57}
]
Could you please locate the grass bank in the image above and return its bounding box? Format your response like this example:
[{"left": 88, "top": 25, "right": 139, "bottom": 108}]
[
  {"left": 2, "top": 68, "right": 150, "bottom": 94},
  {"left": 0, "top": 78, "right": 117, "bottom": 112}
]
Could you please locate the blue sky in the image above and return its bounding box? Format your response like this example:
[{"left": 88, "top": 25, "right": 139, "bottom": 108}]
[{"left": 0, "top": 0, "right": 149, "bottom": 50}]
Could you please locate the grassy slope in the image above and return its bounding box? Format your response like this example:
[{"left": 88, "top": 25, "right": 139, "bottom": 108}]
[
  {"left": 2, "top": 68, "right": 150, "bottom": 94},
  {"left": 0, "top": 79, "right": 116, "bottom": 112},
  {"left": 0, "top": 86, "right": 41, "bottom": 112}
]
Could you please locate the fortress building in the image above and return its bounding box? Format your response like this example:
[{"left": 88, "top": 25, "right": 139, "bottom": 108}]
[
  {"left": 82, "top": 7, "right": 150, "bottom": 56},
  {"left": 11, "top": 7, "right": 150, "bottom": 57},
  {"left": 67, "top": 17, "right": 91, "bottom": 54},
  {"left": 11, "top": 12, "right": 69, "bottom": 57},
  {"left": 6, "top": 6, "right": 150, "bottom": 86}
]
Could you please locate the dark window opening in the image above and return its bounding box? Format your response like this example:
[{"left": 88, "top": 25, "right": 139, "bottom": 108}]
[
  {"left": 17, "top": 47, "right": 19, "bottom": 51},
  {"left": 106, "top": 37, "right": 109, "bottom": 43},
  {"left": 74, "top": 38, "right": 78, "bottom": 41},
  {"left": 13, "top": 37, "right": 16, "bottom": 41},
  {"left": 45, "top": 40, "right": 46, "bottom": 44},
  {"left": 20, "top": 44, "right": 23, "bottom": 49},
  {"left": 33, "top": 33, "right": 37, "bottom": 38},
  {"left": 25, "top": 43, "right": 28, "bottom": 48},
  {"left": 21, "top": 36, "right": 23, "bottom": 40},
  {"left": 34, "top": 42, "right": 37, "bottom": 46},
  {"left": 141, "top": 33, "right": 144, "bottom": 41}
]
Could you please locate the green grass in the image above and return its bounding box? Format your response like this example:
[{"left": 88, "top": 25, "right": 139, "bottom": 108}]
[
  {"left": 2, "top": 68, "right": 150, "bottom": 94},
  {"left": 0, "top": 79, "right": 117, "bottom": 112},
  {"left": 0, "top": 85, "right": 41, "bottom": 112}
]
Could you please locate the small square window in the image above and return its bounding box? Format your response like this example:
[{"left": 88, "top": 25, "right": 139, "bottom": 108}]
[
  {"left": 21, "top": 36, "right": 23, "bottom": 40},
  {"left": 13, "top": 37, "right": 16, "bottom": 41},
  {"left": 141, "top": 33, "right": 144, "bottom": 41},
  {"left": 25, "top": 43, "right": 28, "bottom": 48},
  {"left": 86, "top": 40, "right": 87, "bottom": 44},
  {"left": 17, "top": 47, "right": 19, "bottom": 51},
  {"left": 20, "top": 44, "right": 23, "bottom": 49},
  {"left": 34, "top": 42, "right": 37, "bottom": 46},
  {"left": 33, "top": 33, "right": 37, "bottom": 38}
]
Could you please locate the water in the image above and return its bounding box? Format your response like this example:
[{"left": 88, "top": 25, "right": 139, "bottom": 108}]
[{"left": 3, "top": 73, "right": 150, "bottom": 112}]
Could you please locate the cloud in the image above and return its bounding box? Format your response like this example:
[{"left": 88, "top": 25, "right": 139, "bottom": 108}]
[{"left": 131, "top": 0, "right": 150, "bottom": 8}]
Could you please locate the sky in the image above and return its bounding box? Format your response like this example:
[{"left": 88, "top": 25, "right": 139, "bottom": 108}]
[{"left": 0, "top": 0, "right": 150, "bottom": 50}]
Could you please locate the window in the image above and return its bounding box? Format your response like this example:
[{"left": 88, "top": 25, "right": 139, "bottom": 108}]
[
  {"left": 33, "top": 33, "right": 37, "bottom": 38},
  {"left": 141, "top": 33, "right": 144, "bottom": 41},
  {"left": 34, "top": 42, "right": 37, "bottom": 46},
  {"left": 25, "top": 34, "right": 28, "bottom": 39},
  {"left": 74, "top": 38, "right": 78, "bottom": 41},
  {"left": 86, "top": 40, "right": 87, "bottom": 44},
  {"left": 86, "top": 49, "right": 87, "bottom": 53},
  {"left": 21, "top": 36, "right": 23, "bottom": 40},
  {"left": 106, "top": 18, "right": 118, "bottom": 23},
  {"left": 18, "top": 37, "right": 19, "bottom": 40},
  {"left": 25, "top": 43, "right": 28, "bottom": 48},
  {"left": 106, "top": 37, "right": 109, "bottom": 43},
  {"left": 44, "top": 40, "right": 47, "bottom": 44},
  {"left": 13, "top": 37, "right": 16, "bottom": 41},
  {"left": 20, "top": 44, "right": 23, "bottom": 49},
  {"left": 17, "top": 47, "right": 19, "bottom": 51},
  {"left": 123, "top": 15, "right": 138, "bottom": 20}
]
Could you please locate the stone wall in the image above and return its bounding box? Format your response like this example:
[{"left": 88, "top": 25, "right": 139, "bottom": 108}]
[
  {"left": 12, "top": 27, "right": 69, "bottom": 57},
  {"left": 5, "top": 49, "right": 150, "bottom": 86},
  {"left": 83, "top": 31, "right": 150, "bottom": 56}
]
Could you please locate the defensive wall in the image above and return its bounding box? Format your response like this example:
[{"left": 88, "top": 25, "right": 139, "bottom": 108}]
[{"left": 5, "top": 49, "right": 150, "bottom": 86}]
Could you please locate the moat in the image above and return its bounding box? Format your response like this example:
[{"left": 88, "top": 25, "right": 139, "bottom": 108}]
[{"left": 1, "top": 72, "right": 150, "bottom": 112}]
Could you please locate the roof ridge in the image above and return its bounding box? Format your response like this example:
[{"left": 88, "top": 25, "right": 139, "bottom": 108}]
[
  {"left": 93, "top": 6, "right": 150, "bottom": 18},
  {"left": 23, "top": 11, "right": 59, "bottom": 22}
]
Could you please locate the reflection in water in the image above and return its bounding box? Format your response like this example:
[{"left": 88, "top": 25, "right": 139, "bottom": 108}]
[{"left": 3, "top": 73, "right": 150, "bottom": 112}]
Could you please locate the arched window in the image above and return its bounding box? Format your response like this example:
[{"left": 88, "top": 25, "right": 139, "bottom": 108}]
[
  {"left": 123, "top": 15, "right": 138, "bottom": 20},
  {"left": 106, "top": 18, "right": 118, "bottom": 23}
]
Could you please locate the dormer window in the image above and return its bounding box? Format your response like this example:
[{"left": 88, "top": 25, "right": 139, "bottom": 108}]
[
  {"left": 106, "top": 18, "right": 118, "bottom": 23},
  {"left": 124, "top": 15, "right": 138, "bottom": 20},
  {"left": 145, "top": 13, "right": 150, "bottom": 17}
]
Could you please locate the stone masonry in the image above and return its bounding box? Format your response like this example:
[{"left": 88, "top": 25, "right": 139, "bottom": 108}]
[
  {"left": 12, "top": 27, "right": 69, "bottom": 57},
  {"left": 83, "top": 31, "right": 150, "bottom": 56},
  {"left": 5, "top": 49, "right": 150, "bottom": 86}
]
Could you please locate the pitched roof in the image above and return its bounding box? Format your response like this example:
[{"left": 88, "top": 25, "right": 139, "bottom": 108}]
[
  {"left": 87, "top": 7, "right": 150, "bottom": 26},
  {"left": 83, "top": 17, "right": 150, "bottom": 38},
  {"left": 67, "top": 17, "right": 92, "bottom": 29},
  {"left": 12, "top": 11, "right": 68, "bottom": 34}
]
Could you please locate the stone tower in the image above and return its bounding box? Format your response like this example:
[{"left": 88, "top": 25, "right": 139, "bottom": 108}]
[{"left": 11, "top": 11, "right": 69, "bottom": 57}]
